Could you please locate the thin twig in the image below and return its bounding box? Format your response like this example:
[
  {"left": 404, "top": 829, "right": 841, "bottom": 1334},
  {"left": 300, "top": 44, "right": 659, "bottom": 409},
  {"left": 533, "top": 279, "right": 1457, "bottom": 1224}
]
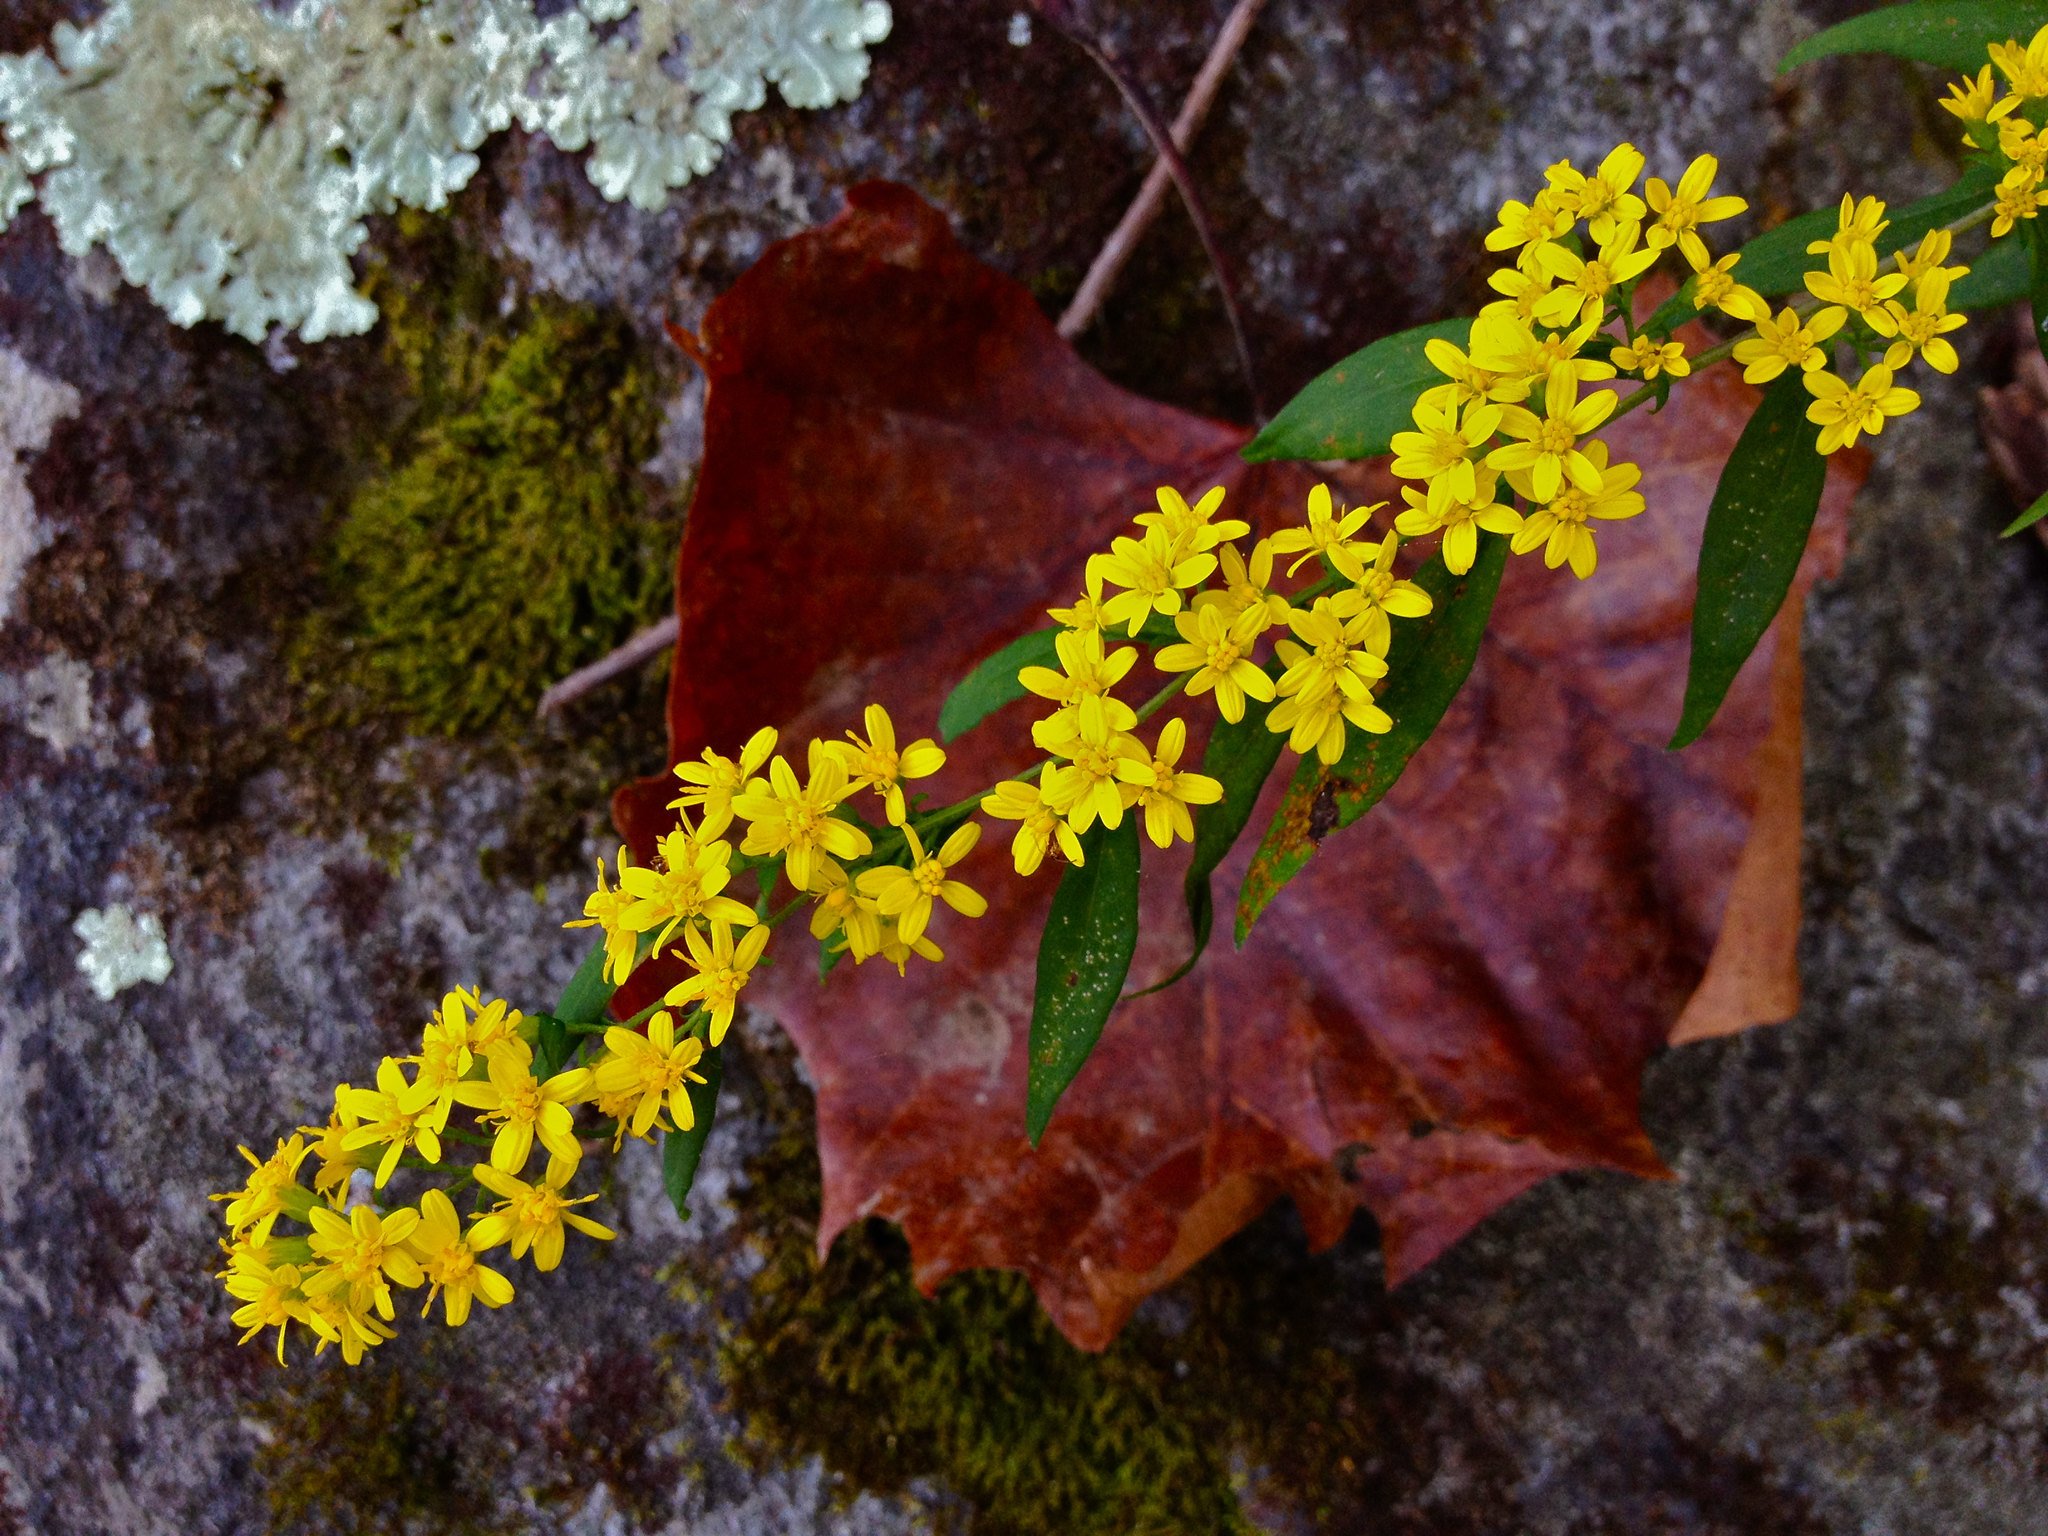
[
  {"left": 1057, "top": 0, "right": 1269, "bottom": 344},
  {"left": 536, "top": 614, "right": 679, "bottom": 717},
  {"left": 1036, "top": 3, "right": 1266, "bottom": 418}
]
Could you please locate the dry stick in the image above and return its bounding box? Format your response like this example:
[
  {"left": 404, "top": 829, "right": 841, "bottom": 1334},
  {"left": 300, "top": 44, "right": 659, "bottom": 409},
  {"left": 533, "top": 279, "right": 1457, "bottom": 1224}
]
[
  {"left": 1057, "top": 0, "right": 1269, "bottom": 343},
  {"left": 1036, "top": 3, "right": 1266, "bottom": 419},
  {"left": 536, "top": 613, "right": 678, "bottom": 717}
]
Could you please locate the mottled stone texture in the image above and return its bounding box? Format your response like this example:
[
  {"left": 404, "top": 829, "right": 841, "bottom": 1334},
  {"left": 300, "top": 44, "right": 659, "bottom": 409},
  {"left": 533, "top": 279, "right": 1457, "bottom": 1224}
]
[{"left": 1, "top": 0, "right": 2044, "bottom": 1531}]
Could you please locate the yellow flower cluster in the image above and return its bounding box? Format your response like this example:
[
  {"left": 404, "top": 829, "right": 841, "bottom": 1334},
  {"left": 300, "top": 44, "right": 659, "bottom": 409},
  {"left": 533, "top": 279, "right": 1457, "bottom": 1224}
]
[{"left": 215, "top": 987, "right": 616, "bottom": 1365}]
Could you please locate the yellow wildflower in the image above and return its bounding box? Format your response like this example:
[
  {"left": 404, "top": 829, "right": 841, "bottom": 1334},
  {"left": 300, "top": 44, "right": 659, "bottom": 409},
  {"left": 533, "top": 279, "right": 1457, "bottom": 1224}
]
[
  {"left": 1046, "top": 558, "right": 1110, "bottom": 635},
  {"left": 669, "top": 726, "right": 778, "bottom": 838},
  {"left": 1533, "top": 220, "right": 1660, "bottom": 325},
  {"left": 213, "top": 1135, "right": 313, "bottom": 1242},
  {"left": 2004, "top": 117, "right": 2048, "bottom": 177},
  {"left": 1487, "top": 369, "right": 1618, "bottom": 502},
  {"left": 1804, "top": 366, "right": 1920, "bottom": 455},
  {"left": 1941, "top": 64, "right": 2016, "bottom": 141},
  {"left": 1804, "top": 193, "right": 1889, "bottom": 261},
  {"left": 339, "top": 1057, "right": 443, "bottom": 1188},
  {"left": 857, "top": 822, "right": 986, "bottom": 946},
  {"left": 1095, "top": 523, "right": 1218, "bottom": 637},
  {"left": 469, "top": 1163, "right": 614, "bottom": 1273},
  {"left": 1389, "top": 402, "right": 1502, "bottom": 517},
  {"left": 302, "top": 1088, "right": 365, "bottom": 1204},
  {"left": 807, "top": 858, "right": 885, "bottom": 961},
  {"left": 220, "top": 1249, "right": 319, "bottom": 1363},
  {"left": 828, "top": 703, "right": 947, "bottom": 826},
  {"left": 1395, "top": 467, "right": 1522, "bottom": 577},
  {"left": 1041, "top": 706, "right": 1145, "bottom": 833},
  {"left": 303, "top": 1288, "right": 395, "bottom": 1366},
  {"left": 1481, "top": 263, "right": 1581, "bottom": 329},
  {"left": 1612, "top": 336, "right": 1690, "bottom": 382},
  {"left": 303, "top": 1203, "right": 423, "bottom": 1321},
  {"left": 564, "top": 848, "right": 639, "bottom": 984},
  {"left": 1266, "top": 483, "right": 1384, "bottom": 578},
  {"left": 410, "top": 1003, "right": 479, "bottom": 1133},
  {"left": 1506, "top": 440, "right": 1646, "bottom": 580},
  {"left": 1685, "top": 247, "right": 1769, "bottom": 324},
  {"left": 445, "top": 987, "right": 522, "bottom": 1058},
  {"left": 593, "top": 1009, "right": 709, "bottom": 1139},
  {"left": 1020, "top": 626, "right": 1139, "bottom": 731},
  {"left": 452, "top": 1037, "right": 592, "bottom": 1182},
  {"left": 732, "top": 741, "right": 873, "bottom": 893},
  {"left": 1644, "top": 154, "right": 1747, "bottom": 268},
  {"left": 1156, "top": 602, "right": 1276, "bottom": 723},
  {"left": 1484, "top": 190, "right": 1573, "bottom": 259},
  {"left": 1894, "top": 229, "right": 1969, "bottom": 288},
  {"left": 1883, "top": 271, "right": 1968, "bottom": 375},
  {"left": 981, "top": 778, "right": 1085, "bottom": 876},
  {"left": 1329, "top": 529, "right": 1435, "bottom": 655},
  {"left": 1134, "top": 484, "right": 1249, "bottom": 555},
  {"left": 1267, "top": 598, "right": 1392, "bottom": 764},
  {"left": 1421, "top": 333, "right": 1532, "bottom": 410},
  {"left": 876, "top": 919, "right": 944, "bottom": 976},
  {"left": 1114, "top": 718, "right": 1224, "bottom": 849},
  {"left": 619, "top": 821, "right": 756, "bottom": 949},
  {"left": 1803, "top": 241, "right": 1905, "bottom": 336},
  {"left": 662, "top": 920, "right": 772, "bottom": 1045},
  {"left": 1467, "top": 311, "right": 1617, "bottom": 389},
  {"left": 1993, "top": 165, "right": 2046, "bottom": 238},
  {"left": 1732, "top": 306, "right": 1845, "bottom": 385},
  {"left": 1198, "top": 539, "right": 1291, "bottom": 635},
  {"left": 407, "top": 1187, "right": 515, "bottom": 1326},
  {"left": 1990, "top": 24, "right": 2048, "bottom": 99},
  {"left": 1545, "top": 143, "right": 1648, "bottom": 242}
]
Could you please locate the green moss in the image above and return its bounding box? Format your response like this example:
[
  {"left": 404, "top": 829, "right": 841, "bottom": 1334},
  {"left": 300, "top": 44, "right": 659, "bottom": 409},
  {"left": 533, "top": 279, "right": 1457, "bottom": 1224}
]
[{"left": 293, "top": 294, "right": 676, "bottom": 738}]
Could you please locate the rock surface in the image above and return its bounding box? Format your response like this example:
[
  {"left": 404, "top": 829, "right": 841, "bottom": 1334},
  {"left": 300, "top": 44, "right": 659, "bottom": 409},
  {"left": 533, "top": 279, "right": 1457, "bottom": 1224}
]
[{"left": 3, "top": 1, "right": 2046, "bottom": 1532}]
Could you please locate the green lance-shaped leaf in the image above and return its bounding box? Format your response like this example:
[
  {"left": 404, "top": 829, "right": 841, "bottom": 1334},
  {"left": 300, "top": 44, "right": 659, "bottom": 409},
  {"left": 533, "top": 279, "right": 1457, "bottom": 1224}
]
[
  {"left": 1671, "top": 375, "right": 1829, "bottom": 750},
  {"left": 660, "top": 1042, "right": 726, "bottom": 1221},
  {"left": 1779, "top": 1, "right": 2048, "bottom": 73},
  {"left": 537, "top": 938, "right": 614, "bottom": 1074},
  {"left": 1236, "top": 536, "right": 1508, "bottom": 942},
  {"left": 2002, "top": 486, "right": 2048, "bottom": 536},
  {"left": 939, "top": 627, "right": 1060, "bottom": 742},
  {"left": 1128, "top": 695, "right": 1288, "bottom": 998},
  {"left": 1243, "top": 318, "right": 1472, "bottom": 463},
  {"left": 1026, "top": 816, "right": 1142, "bottom": 1145}
]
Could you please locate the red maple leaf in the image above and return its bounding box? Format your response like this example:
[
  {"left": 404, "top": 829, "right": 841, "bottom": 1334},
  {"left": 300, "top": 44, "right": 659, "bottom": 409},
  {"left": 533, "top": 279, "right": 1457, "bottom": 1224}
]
[{"left": 613, "top": 182, "right": 1858, "bottom": 1349}]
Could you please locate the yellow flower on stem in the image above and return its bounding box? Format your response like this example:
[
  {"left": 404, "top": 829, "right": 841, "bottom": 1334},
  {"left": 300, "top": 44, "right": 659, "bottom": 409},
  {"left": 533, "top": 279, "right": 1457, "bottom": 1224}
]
[
  {"left": 732, "top": 740, "right": 873, "bottom": 893},
  {"left": 1046, "top": 558, "right": 1110, "bottom": 635},
  {"left": 594, "top": 1009, "right": 709, "bottom": 1139},
  {"left": 1732, "top": 306, "right": 1845, "bottom": 385},
  {"left": 302, "top": 1288, "right": 395, "bottom": 1366},
  {"left": 213, "top": 1134, "right": 313, "bottom": 1242},
  {"left": 1484, "top": 190, "right": 1573, "bottom": 260},
  {"left": 828, "top": 703, "right": 947, "bottom": 826},
  {"left": 303, "top": 1202, "right": 423, "bottom": 1321},
  {"left": 339, "top": 1056, "right": 444, "bottom": 1188},
  {"left": 1544, "top": 142, "right": 1648, "bottom": 242},
  {"left": 1684, "top": 245, "right": 1769, "bottom": 324},
  {"left": 669, "top": 726, "right": 778, "bottom": 838},
  {"left": 1395, "top": 467, "right": 1523, "bottom": 577},
  {"left": 564, "top": 848, "right": 639, "bottom": 984},
  {"left": 1328, "top": 530, "right": 1436, "bottom": 654},
  {"left": 1506, "top": 440, "right": 1646, "bottom": 579},
  {"left": 1612, "top": 336, "right": 1690, "bottom": 382},
  {"left": 221, "top": 1251, "right": 318, "bottom": 1364},
  {"left": 1267, "top": 598, "right": 1392, "bottom": 765},
  {"left": 1894, "top": 229, "right": 1969, "bottom": 288},
  {"left": 1644, "top": 154, "right": 1747, "bottom": 268},
  {"left": 1804, "top": 193, "right": 1889, "bottom": 262},
  {"left": 1199, "top": 539, "right": 1291, "bottom": 635},
  {"left": 876, "top": 919, "right": 944, "bottom": 976},
  {"left": 1421, "top": 332, "right": 1532, "bottom": 410},
  {"left": 619, "top": 821, "right": 756, "bottom": 949},
  {"left": 807, "top": 859, "right": 885, "bottom": 961},
  {"left": 1095, "top": 523, "right": 1218, "bottom": 637},
  {"left": 1155, "top": 602, "right": 1276, "bottom": 723},
  {"left": 1134, "top": 484, "right": 1249, "bottom": 555},
  {"left": 981, "top": 779, "right": 1085, "bottom": 876},
  {"left": 452, "top": 1038, "right": 592, "bottom": 1182},
  {"left": 857, "top": 822, "right": 986, "bottom": 946},
  {"left": 662, "top": 921, "right": 772, "bottom": 1045},
  {"left": 1804, "top": 366, "right": 1920, "bottom": 455},
  {"left": 1992, "top": 166, "right": 2046, "bottom": 239},
  {"left": 1941, "top": 64, "right": 2016, "bottom": 142},
  {"left": 2003, "top": 117, "right": 2048, "bottom": 177},
  {"left": 1266, "top": 483, "right": 1384, "bottom": 579},
  {"left": 1389, "top": 402, "right": 1502, "bottom": 518},
  {"left": 1804, "top": 241, "right": 1905, "bottom": 335},
  {"left": 1042, "top": 707, "right": 1145, "bottom": 834},
  {"left": 1990, "top": 24, "right": 2048, "bottom": 99},
  {"left": 469, "top": 1163, "right": 614, "bottom": 1273},
  {"left": 407, "top": 1187, "right": 515, "bottom": 1327},
  {"left": 1020, "top": 627, "right": 1139, "bottom": 748},
  {"left": 444, "top": 987, "right": 522, "bottom": 1058},
  {"left": 1487, "top": 368, "right": 1618, "bottom": 502},
  {"left": 1114, "top": 718, "right": 1224, "bottom": 849},
  {"left": 1533, "top": 219, "right": 1660, "bottom": 325},
  {"left": 1481, "top": 264, "right": 1582, "bottom": 330},
  {"left": 1467, "top": 311, "right": 1616, "bottom": 389},
  {"left": 1884, "top": 270, "right": 1968, "bottom": 375}
]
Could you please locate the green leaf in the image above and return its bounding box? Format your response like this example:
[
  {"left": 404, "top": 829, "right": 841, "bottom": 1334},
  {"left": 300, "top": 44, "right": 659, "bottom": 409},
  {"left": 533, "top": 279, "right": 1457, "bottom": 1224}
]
[
  {"left": 1025, "top": 817, "right": 1141, "bottom": 1145},
  {"left": 553, "top": 936, "right": 615, "bottom": 1026},
  {"left": 1128, "top": 695, "right": 1287, "bottom": 997},
  {"left": 1243, "top": 318, "right": 1471, "bottom": 463},
  {"left": 1671, "top": 375, "right": 1829, "bottom": 750},
  {"left": 660, "top": 1043, "right": 725, "bottom": 1222},
  {"left": 2002, "top": 486, "right": 2048, "bottom": 534},
  {"left": 1235, "top": 536, "right": 1508, "bottom": 942},
  {"left": 939, "top": 627, "right": 1060, "bottom": 742},
  {"left": 1952, "top": 226, "right": 2030, "bottom": 309},
  {"left": 1780, "top": 1, "right": 2048, "bottom": 73}
]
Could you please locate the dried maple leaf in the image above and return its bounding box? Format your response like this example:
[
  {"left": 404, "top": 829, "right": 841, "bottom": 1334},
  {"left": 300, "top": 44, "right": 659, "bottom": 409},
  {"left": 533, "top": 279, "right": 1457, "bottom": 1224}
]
[{"left": 613, "top": 184, "right": 1861, "bottom": 1349}]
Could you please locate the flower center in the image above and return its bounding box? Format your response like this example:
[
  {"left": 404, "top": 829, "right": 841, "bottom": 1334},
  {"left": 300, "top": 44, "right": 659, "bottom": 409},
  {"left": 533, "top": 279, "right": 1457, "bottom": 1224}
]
[{"left": 1536, "top": 418, "right": 1576, "bottom": 453}]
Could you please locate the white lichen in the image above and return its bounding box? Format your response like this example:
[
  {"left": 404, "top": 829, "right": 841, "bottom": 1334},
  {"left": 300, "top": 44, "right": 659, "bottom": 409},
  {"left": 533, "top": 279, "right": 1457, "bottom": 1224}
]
[
  {"left": 0, "top": 0, "right": 891, "bottom": 342},
  {"left": 0, "top": 343, "right": 81, "bottom": 625},
  {"left": 72, "top": 904, "right": 174, "bottom": 1000}
]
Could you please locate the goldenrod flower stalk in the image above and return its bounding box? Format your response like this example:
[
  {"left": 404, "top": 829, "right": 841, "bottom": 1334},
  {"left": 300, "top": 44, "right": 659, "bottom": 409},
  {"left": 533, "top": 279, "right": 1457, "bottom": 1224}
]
[
  {"left": 1395, "top": 470, "right": 1522, "bottom": 577},
  {"left": 857, "top": 822, "right": 987, "bottom": 946},
  {"left": 662, "top": 921, "right": 772, "bottom": 1045},
  {"left": 981, "top": 779, "right": 1085, "bottom": 876},
  {"left": 829, "top": 704, "right": 946, "bottom": 826},
  {"left": 470, "top": 1164, "right": 615, "bottom": 1273},
  {"left": 1155, "top": 603, "right": 1276, "bottom": 723},
  {"left": 732, "top": 741, "right": 873, "bottom": 892},
  {"left": 669, "top": 726, "right": 778, "bottom": 837},
  {"left": 593, "top": 1009, "right": 709, "bottom": 1138},
  {"left": 1115, "top": 719, "right": 1224, "bottom": 849}
]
